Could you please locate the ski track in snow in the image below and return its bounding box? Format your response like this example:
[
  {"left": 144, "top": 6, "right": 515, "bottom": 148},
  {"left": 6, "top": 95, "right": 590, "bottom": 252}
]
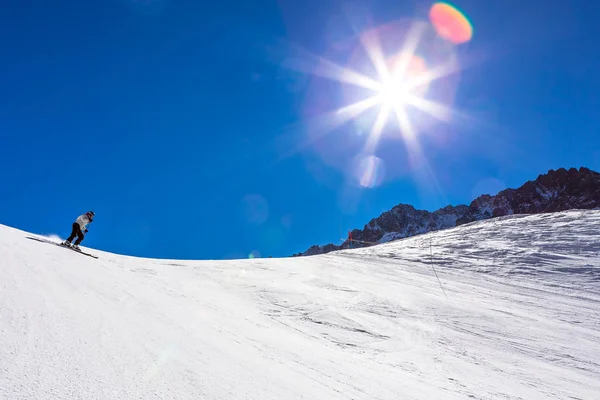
[{"left": 1, "top": 210, "right": 599, "bottom": 400}]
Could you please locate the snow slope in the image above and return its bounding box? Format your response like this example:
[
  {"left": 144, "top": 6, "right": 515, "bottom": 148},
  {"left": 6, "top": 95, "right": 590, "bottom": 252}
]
[{"left": 1, "top": 210, "right": 599, "bottom": 400}]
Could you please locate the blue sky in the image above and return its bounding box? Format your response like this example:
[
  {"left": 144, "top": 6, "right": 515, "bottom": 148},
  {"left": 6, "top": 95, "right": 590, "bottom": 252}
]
[{"left": 0, "top": 0, "right": 598, "bottom": 259}]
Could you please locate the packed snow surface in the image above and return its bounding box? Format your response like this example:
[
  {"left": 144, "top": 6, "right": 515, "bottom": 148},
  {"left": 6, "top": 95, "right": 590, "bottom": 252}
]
[{"left": 1, "top": 210, "right": 599, "bottom": 399}]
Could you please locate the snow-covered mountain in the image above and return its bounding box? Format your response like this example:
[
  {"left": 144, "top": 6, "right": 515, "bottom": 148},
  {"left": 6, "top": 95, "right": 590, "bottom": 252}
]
[
  {"left": 297, "top": 167, "right": 600, "bottom": 256},
  {"left": 1, "top": 210, "right": 599, "bottom": 399}
]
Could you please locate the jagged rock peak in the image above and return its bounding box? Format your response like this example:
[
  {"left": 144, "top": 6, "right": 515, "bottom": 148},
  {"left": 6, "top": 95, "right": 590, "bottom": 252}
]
[{"left": 295, "top": 167, "right": 600, "bottom": 256}]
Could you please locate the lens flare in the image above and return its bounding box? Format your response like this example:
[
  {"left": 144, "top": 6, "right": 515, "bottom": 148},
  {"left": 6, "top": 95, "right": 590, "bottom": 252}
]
[
  {"left": 248, "top": 250, "right": 261, "bottom": 259},
  {"left": 354, "top": 154, "right": 385, "bottom": 188},
  {"left": 391, "top": 53, "right": 428, "bottom": 82},
  {"left": 429, "top": 2, "right": 473, "bottom": 45}
]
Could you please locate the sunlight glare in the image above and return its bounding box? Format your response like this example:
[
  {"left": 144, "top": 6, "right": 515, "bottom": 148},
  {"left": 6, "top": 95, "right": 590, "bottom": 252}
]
[
  {"left": 278, "top": 18, "right": 469, "bottom": 188},
  {"left": 375, "top": 52, "right": 429, "bottom": 111},
  {"left": 378, "top": 77, "right": 411, "bottom": 110}
]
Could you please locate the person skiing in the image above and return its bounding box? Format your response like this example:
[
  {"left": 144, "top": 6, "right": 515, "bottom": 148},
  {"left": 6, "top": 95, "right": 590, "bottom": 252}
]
[{"left": 62, "top": 211, "right": 95, "bottom": 250}]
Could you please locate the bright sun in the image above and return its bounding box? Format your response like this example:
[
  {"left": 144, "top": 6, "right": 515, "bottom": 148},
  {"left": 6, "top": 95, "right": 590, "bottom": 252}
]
[
  {"left": 377, "top": 75, "right": 412, "bottom": 110},
  {"left": 286, "top": 20, "right": 461, "bottom": 163},
  {"left": 277, "top": 17, "right": 471, "bottom": 191}
]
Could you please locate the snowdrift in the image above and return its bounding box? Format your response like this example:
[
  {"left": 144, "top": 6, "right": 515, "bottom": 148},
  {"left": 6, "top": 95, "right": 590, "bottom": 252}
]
[{"left": 1, "top": 211, "right": 599, "bottom": 399}]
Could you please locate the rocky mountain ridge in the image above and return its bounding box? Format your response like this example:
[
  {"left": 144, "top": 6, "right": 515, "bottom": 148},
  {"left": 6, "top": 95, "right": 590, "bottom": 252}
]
[{"left": 294, "top": 167, "right": 600, "bottom": 256}]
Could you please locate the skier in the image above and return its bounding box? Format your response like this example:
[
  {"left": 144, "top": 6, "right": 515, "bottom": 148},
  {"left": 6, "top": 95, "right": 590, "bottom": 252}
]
[{"left": 62, "top": 211, "right": 95, "bottom": 250}]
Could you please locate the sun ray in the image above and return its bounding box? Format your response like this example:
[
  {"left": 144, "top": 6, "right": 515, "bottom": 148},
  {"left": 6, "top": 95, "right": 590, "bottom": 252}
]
[
  {"left": 391, "top": 104, "right": 447, "bottom": 203},
  {"left": 391, "top": 23, "right": 427, "bottom": 80},
  {"left": 363, "top": 103, "right": 391, "bottom": 153},
  {"left": 391, "top": 105, "right": 440, "bottom": 197},
  {"left": 409, "top": 96, "right": 454, "bottom": 122},
  {"left": 407, "top": 59, "right": 460, "bottom": 90},
  {"left": 336, "top": 95, "right": 381, "bottom": 119},
  {"left": 286, "top": 44, "right": 381, "bottom": 91},
  {"left": 392, "top": 105, "right": 417, "bottom": 145},
  {"left": 359, "top": 29, "right": 391, "bottom": 83},
  {"left": 273, "top": 99, "right": 378, "bottom": 163}
]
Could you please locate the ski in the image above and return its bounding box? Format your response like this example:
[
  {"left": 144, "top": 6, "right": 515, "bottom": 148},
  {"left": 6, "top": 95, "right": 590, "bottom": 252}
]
[
  {"left": 59, "top": 243, "right": 99, "bottom": 259},
  {"left": 26, "top": 236, "right": 99, "bottom": 259}
]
